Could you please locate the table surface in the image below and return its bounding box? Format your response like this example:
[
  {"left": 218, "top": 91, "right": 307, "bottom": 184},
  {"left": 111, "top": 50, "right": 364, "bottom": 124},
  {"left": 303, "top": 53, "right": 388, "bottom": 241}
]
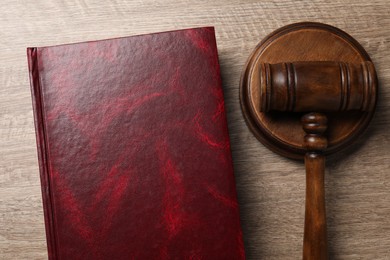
[{"left": 1, "top": 1, "right": 389, "bottom": 259}]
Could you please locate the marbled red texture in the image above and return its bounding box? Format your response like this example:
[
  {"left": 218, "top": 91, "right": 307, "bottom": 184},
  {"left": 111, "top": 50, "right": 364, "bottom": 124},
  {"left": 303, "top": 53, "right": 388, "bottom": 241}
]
[{"left": 28, "top": 27, "right": 245, "bottom": 260}]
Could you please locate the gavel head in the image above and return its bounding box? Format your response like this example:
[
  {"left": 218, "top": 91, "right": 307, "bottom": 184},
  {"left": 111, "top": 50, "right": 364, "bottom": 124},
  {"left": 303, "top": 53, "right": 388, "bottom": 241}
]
[{"left": 258, "top": 61, "right": 377, "bottom": 113}]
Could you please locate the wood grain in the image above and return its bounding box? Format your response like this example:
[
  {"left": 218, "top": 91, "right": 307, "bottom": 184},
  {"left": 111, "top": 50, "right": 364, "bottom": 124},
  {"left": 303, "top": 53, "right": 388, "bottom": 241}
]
[{"left": 0, "top": 1, "right": 389, "bottom": 259}]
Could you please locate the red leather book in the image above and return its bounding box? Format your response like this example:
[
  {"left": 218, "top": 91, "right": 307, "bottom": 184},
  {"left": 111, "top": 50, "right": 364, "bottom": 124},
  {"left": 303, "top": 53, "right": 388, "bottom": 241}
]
[{"left": 27, "top": 27, "right": 245, "bottom": 260}]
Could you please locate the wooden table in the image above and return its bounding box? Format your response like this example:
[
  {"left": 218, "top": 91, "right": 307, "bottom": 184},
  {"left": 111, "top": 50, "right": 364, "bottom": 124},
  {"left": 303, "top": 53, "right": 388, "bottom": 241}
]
[{"left": 1, "top": 1, "right": 389, "bottom": 259}]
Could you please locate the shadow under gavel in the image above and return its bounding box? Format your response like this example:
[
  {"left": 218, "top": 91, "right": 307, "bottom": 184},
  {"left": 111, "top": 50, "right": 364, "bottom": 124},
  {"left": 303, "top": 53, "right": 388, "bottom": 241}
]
[{"left": 258, "top": 61, "right": 377, "bottom": 260}]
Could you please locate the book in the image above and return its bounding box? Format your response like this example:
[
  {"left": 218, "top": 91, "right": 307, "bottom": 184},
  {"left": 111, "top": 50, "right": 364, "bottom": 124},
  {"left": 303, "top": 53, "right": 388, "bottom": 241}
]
[{"left": 27, "top": 27, "right": 245, "bottom": 259}]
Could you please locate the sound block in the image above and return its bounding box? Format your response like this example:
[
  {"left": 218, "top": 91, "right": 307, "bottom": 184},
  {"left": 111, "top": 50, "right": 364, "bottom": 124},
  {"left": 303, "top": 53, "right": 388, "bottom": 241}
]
[{"left": 239, "top": 22, "right": 377, "bottom": 160}]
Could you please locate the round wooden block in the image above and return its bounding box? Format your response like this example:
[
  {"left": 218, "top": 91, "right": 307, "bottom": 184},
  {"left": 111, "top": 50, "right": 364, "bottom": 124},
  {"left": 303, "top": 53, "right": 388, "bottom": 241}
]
[{"left": 240, "top": 22, "right": 377, "bottom": 160}]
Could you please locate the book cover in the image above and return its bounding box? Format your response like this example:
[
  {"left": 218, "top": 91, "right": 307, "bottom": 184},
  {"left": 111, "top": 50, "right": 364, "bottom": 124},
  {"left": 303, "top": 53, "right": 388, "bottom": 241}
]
[{"left": 27, "top": 27, "right": 245, "bottom": 259}]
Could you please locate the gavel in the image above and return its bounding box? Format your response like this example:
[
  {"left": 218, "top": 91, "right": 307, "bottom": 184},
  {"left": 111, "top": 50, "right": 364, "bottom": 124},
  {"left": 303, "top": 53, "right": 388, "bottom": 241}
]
[
  {"left": 240, "top": 23, "right": 378, "bottom": 260},
  {"left": 258, "top": 61, "right": 377, "bottom": 259}
]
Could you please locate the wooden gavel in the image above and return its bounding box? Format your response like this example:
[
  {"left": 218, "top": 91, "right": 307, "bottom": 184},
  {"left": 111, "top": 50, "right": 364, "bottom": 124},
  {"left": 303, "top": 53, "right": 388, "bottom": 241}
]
[
  {"left": 258, "top": 61, "right": 377, "bottom": 259},
  {"left": 240, "top": 23, "right": 378, "bottom": 260}
]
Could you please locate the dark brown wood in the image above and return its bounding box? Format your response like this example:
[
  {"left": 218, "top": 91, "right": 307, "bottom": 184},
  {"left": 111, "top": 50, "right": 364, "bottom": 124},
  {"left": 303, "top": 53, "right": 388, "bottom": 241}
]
[
  {"left": 259, "top": 61, "right": 377, "bottom": 113},
  {"left": 302, "top": 113, "right": 328, "bottom": 260},
  {"left": 239, "top": 22, "right": 379, "bottom": 260},
  {"left": 303, "top": 153, "right": 327, "bottom": 260},
  {"left": 240, "top": 22, "right": 378, "bottom": 159}
]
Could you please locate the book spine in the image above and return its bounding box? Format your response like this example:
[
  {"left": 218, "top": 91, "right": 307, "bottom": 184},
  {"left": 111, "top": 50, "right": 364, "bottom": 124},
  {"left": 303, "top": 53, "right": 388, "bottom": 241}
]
[{"left": 27, "top": 48, "right": 58, "bottom": 260}]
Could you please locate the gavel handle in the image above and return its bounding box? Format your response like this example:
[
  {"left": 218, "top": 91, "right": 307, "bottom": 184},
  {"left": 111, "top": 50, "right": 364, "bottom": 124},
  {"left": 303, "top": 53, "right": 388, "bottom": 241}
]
[
  {"left": 301, "top": 113, "right": 328, "bottom": 260},
  {"left": 303, "top": 153, "right": 328, "bottom": 260}
]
